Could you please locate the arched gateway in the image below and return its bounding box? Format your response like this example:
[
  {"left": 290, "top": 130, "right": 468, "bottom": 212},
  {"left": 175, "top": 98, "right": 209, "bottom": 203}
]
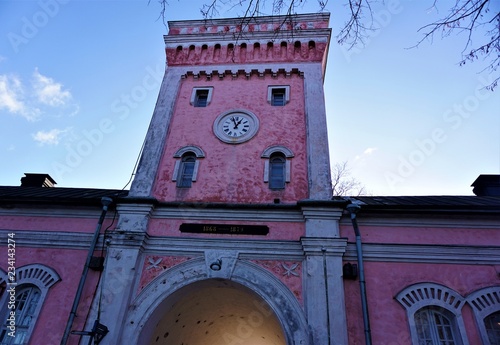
[{"left": 121, "top": 257, "right": 311, "bottom": 344}]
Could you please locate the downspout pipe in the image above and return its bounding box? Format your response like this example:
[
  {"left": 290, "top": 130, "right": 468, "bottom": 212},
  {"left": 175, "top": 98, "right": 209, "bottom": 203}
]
[
  {"left": 61, "top": 197, "right": 113, "bottom": 345},
  {"left": 346, "top": 203, "right": 372, "bottom": 345}
]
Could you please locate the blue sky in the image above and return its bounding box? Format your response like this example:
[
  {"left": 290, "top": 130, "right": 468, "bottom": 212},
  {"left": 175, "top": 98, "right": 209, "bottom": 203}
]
[{"left": 1, "top": 0, "right": 498, "bottom": 195}]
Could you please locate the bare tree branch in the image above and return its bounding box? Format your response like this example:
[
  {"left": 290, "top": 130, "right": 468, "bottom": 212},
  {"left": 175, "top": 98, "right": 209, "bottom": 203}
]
[
  {"left": 415, "top": 0, "right": 499, "bottom": 90},
  {"left": 331, "top": 161, "right": 367, "bottom": 196},
  {"left": 152, "top": 0, "right": 499, "bottom": 90}
]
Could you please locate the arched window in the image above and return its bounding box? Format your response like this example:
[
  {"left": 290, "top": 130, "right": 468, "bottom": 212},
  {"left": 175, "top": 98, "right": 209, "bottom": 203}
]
[
  {"left": 466, "top": 286, "right": 500, "bottom": 345},
  {"left": 396, "top": 283, "right": 467, "bottom": 345},
  {"left": 178, "top": 153, "right": 196, "bottom": 188},
  {"left": 414, "top": 307, "right": 459, "bottom": 345},
  {"left": 484, "top": 312, "right": 500, "bottom": 345},
  {"left": 0, "top": 264, "right": 60, "bottom": 344},
  {"left": 0, "top": 285, "right": 41, "bottom": 344},
  {"left": 262, "top": 145, "right": 294, "bottom": 190},
  {"left": 172, "top": 146, "right": 205, "bottom": 188},
  {"left": 269, "top": 153, "right": 286, "bottom": 190}
]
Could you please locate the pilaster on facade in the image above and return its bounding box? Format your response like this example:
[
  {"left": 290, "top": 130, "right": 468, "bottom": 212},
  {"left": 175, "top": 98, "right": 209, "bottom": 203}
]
[
  {"left": 301, "top": 237, "right": 349, "bottom": 344},
  {"left": 300, "top": 203, "right": 345, "bottom": 237},
  {"left": 115, "top": 202, "right": 155, "bottom": 232}
]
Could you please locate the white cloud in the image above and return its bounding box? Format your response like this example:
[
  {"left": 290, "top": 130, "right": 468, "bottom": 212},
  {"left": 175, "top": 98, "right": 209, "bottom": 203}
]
[
  {"left": 355, "top": 147, "right": 378, "bottom": 161},
  {"left": 32, "top": 128, "right": 71, "bottom": 146},
  {"left": 0, "top": 74, "right": 40, "bottom": 121},
  {"left": 32, "top": 68, "right": 72, "bottom": 107},
  {"left": 363, "top": 147, "right": 378, "bottom": 155}
]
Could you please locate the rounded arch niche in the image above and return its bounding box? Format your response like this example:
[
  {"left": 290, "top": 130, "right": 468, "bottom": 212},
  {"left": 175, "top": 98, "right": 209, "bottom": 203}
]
[{"left": 122, "top": 257, "right": 310, "bottom": 345}]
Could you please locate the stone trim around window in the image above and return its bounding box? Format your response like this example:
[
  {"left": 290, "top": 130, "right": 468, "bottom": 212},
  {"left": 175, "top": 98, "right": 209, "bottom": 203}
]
[
  {"left": 396, "top": 282, "right": 469, "bottom": 345},
  {"left": 466, "top": 286, "right": 500, "bottom": 345},
  {"left": 261, "top": 145, "right": 294, "bottom": 184},
  {"left": 172, "top": 146, "right": 205, "bottom": 184},
  {"left": 0, "top": 264, "right": 60, "bottom": 344},
  {"left": 267, "top": 85, "right": 290, "bottom": 106},
  {"left": 190, "top": 87, "right": 213, "bottom": 107}
]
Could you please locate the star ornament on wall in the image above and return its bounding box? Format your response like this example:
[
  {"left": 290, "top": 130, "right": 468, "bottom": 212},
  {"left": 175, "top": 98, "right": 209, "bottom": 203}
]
[{"left": 282, "top": 263, "right": 299, "bottom": 277}]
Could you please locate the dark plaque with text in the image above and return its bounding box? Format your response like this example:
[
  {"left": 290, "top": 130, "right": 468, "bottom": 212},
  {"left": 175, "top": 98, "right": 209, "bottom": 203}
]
[{"left": 180, "top": 223, "right": 269, "bottom": 235}]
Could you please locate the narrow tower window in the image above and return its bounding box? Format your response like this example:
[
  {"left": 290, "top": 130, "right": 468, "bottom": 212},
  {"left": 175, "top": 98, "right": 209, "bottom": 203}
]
[
  {"left": 262, "top": 145, "right": 293, "bottom": 190},
  {"left": 268, "top": 85, "right": 290, "bottom": 106},
  {"left": 177, "top": 153, "right": 196, "bottom": 188},
  {"left": 269, "top": 153, "right": 286, "bottom": 190},
  {"left": 190, "top": 87, "right": 213, "bottom": 107},
  {"left": 172, "top": 146, "right": 205, "bottom": 188}
]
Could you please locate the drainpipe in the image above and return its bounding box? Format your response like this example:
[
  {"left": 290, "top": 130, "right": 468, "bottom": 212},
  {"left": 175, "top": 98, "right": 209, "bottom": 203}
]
[
  {"left": 61, "top": 197, "right": 113, "bottom": 345},
  {"left": 346, "top": 203, "right": 372, "bottom": 345}
]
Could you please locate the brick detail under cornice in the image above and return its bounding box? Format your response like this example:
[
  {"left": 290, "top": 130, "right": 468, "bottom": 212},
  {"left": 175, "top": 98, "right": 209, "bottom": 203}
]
[
  {"left": 166, "top": 40, "right": 328, "bottom": 66},
  {"left": 180, "top": 67, "right": 304, "bottom": 81}
]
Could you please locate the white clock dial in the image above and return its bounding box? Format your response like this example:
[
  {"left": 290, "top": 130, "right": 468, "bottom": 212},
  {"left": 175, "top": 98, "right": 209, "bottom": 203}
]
[{"left": 214, "top": 110, "right": 259, "bottom": 144}]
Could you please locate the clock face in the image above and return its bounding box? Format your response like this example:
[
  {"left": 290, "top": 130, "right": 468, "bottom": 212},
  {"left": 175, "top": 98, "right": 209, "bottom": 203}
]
[{"left": 213, "top": 110, "right": 259, "bottom": 144}]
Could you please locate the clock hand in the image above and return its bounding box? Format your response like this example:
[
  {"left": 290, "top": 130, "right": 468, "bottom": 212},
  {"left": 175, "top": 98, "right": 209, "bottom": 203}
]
[{"left": 230, "top": 117, "right": 238, "bottom": 129}]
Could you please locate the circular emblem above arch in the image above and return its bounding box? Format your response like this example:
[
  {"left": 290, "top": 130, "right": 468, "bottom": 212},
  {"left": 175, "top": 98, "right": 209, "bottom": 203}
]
[{"left": 121, "top": 257, "right": 310, "bottom": 345}]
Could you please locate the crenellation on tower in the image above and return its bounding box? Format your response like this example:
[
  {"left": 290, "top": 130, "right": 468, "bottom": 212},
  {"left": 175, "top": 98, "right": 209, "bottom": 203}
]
[{"left": 165, "top": 13, "right": 331, "bottom": 66}]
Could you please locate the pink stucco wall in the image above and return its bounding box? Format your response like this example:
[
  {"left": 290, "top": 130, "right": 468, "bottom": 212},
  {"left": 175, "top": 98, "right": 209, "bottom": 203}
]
[
  {"left": 1, "top": 247, "right": 99, "bottom": 345},
  {"left": 343, "top": 260, "right": 498, "bottom": 344},
  {"left": 153, "top": 73, "right": 309, "bottom": 204},
  {"left": 340, "top": 223, "right": 500, "bottom": 246},
  {"left": 0, "top": 214, "right": 114, "bottom": 232}
]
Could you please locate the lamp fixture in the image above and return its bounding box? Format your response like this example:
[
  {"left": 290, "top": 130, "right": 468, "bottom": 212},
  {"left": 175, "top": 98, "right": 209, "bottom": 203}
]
[{"left": 210, "top": 259, "right": 222, "bottom": 271}]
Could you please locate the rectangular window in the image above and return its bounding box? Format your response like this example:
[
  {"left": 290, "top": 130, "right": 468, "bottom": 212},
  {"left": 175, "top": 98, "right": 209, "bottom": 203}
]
[
  {"left": 194, "top": 90, "right": 209, "bottom": 107},
  {"left": 190, "top": 87, "right": 213, "bottom": 107},
  {"left": 268, "top": 85, "right": 290, "bottom": 106},
  {"left": 271, "top": 88, "right": 286, "bottom": 106}
]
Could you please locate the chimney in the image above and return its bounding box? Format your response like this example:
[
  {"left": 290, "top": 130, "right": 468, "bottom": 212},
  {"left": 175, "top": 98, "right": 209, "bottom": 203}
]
[
  {"left": 471, "top": 175, "right": 500, "bottom": 196},
  {"left": 20, "top": 173, "right": 57, "bottom": 188}
]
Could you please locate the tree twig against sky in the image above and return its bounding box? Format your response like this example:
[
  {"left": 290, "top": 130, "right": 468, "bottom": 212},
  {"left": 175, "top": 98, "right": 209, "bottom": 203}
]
[
  {"left": 332, "top": 161, "right": 367, "bottom": 197},
  {"left": 416, "top": 0, "right": 499, "bottom": 90},
  {"left": 153, "top": 0, "right": 499, "bottom": 90}
]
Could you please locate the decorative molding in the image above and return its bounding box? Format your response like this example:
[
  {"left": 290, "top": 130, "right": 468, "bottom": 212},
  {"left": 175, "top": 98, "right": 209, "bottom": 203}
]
[
  {"left": 151, "top": 206, "right": 304, "bottom": 222},
  {"left": 344, "top": 243, "right": 500, "bottom": 264},
  {"left": 396, "top": 282, "right": 465, "bottom": 312},
  {"left": 173, "top": 145, "right": 206, "bottom": 158},
  {"left": 0, "top": 207, "right": 110, "bottom": 219},
  {"left": 261, "top": 145, "right": 294, "bottom": 158},
  {"left": 301, "top": 237, "right": 348, "bottom": 256},
  {"left": 339, "top": 215, "right": 500, "bottom": 229},
  {"left": 179, "top": 66, "right": 304, "bottom": 81}
]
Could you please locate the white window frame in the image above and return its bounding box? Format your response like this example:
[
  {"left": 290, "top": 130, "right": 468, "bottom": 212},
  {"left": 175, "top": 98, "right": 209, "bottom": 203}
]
[
  {"left": 0, "top": 264, "right": 60, "bottom": 344},
  {"left": 261, "top": 145, "right": 294, "bottom": 188},
  {"left": 396, "top": 282, "right": 469, "bottom": 345},
  {"left": 190, "top": 87, "right": 213, "bottom": 107},
  {"left": 466, "top": 286, "right": 500, "bottom": 345},
  {"left": 172, "top": 146, "right": 205, "bottom": 186},
  {"left": 267, "top": 85, "right": 290, "bottom": 106}
]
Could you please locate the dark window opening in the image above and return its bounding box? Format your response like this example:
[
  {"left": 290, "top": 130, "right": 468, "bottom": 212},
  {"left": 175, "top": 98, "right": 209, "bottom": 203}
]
[
  {"left": 269, "top": 154, "right": 286, "bottom": 190},
  {"left": 194, "top": 89, "right": 209, "bottom": 107},
  {"left": 271, "top": 88, "right": 286, "bottom": 106},
  {"left": 177, "top": 153, "right": 196, "bottom": 188}
]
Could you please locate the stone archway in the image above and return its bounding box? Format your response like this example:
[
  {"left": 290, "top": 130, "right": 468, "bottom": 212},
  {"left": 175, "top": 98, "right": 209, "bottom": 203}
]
[
  {"left": 121, "top": 257, "right": 310, "bottom": 345},
  {"left": 144, "top": 279, "right": 285, "bottom": 344}
]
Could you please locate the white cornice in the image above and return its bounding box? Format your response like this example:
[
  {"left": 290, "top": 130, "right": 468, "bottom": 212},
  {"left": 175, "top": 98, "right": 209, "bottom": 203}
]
[
  {"left": 167, "top": 13, "right": 330, "bottom": 29},
  {"left": 339, "top": 215, "right": 500, "bottom": 228},
  {"left": 344, "top": 243, "right": 500, "bottom": 264},
  {"left": 151, "top": 206, "right": 304, "bottom": 222},
  {"left": 164, "top": 28, "right": 331, "bottom": 46}
]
